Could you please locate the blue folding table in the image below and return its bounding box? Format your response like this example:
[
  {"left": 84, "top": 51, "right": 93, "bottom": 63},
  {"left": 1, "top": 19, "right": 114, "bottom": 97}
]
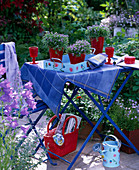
[{"left": 21, "top": 61, "right": 139, "bottom": 169}]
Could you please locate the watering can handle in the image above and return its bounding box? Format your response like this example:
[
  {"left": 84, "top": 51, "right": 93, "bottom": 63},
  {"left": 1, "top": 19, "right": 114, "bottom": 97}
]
[{"left": 104, "top": 135, "right": 121, "bottom": 148}]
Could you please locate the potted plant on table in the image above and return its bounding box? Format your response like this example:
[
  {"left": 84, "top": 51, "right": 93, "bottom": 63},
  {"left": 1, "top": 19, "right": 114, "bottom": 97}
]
[
  {"left": 85, "top": 25, "right": 110, "bottom": 54},
  {"left": 42, "top": 32, "right": 69, "bottom": 62},
  {"left": 109, "top": 96, "right": 139, "bottom": 154},
  {"left": 67, "top": 40, "right": 92, "bottom": 64}
]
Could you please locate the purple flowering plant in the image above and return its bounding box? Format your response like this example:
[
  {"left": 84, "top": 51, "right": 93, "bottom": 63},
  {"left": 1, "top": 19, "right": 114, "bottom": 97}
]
[
  {"left": 85, "top": 25, "right": 110, "bottom": 39},
  {"left": 0, "top": 64, "right": 37, "bottom": 169},
  {"left": 42, "top": 32, "right": 69, "bottom": 51},
  {"left": 110, "top": 96, "right": 139, "bottom": 131},
  {"left": 101, "top": 11, "right": 139, "bottom": 32},
  {"left": 67, "top": 40, "right": 91, "bottom": 57},
  {"left": 114, "top": 10, "right": 139, "bottom": 28}
]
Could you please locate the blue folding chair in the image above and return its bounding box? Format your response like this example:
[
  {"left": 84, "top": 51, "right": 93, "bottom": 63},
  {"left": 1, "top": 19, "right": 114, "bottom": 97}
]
[
  {"left": 0, "top": 44, "right": 5, "bottom": 67},
  {"left": 0, "top": 43, "right": 57, "bottom": 166}
]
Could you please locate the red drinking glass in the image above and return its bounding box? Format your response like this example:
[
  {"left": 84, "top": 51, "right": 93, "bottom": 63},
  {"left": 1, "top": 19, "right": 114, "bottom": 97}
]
[
  {"left": 29, "top": 46, "right": 38, "bottom": 64},
  {"left": 105, "top": 47, "right": 114, "bottom": 65}
]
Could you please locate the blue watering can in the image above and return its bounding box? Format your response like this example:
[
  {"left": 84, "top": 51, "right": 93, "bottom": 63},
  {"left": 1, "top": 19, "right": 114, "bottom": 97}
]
[{"left": 93, "top": 135, "right": 121, "bottom": 168}]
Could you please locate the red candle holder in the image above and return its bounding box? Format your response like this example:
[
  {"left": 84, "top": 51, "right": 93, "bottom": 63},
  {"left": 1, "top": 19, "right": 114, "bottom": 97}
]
[
  {"left": 105, "top": 47, "right": 114, "bottom": 65},
  {"left": 29, "top": 46, "right": 38, "bottom": 64}
]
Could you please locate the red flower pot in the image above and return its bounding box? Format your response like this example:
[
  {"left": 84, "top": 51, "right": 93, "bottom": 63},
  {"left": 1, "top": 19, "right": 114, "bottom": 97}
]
[
  {"left": 69, "top": 53, "right": 85, "bottom": 64},
  {"left": 90, "top": 37, "right": 104, "bottom": 55},
  {"left": 49, "top": 48, "right": 63, "bottom": 63},
  {"left": 114, "top": 128, "right": 139, "bottom": 154}
]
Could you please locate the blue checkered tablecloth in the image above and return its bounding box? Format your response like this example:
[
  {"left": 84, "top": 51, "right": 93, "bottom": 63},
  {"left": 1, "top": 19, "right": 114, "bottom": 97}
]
[{"left": 21, "top": 63, "right": 122, "bottom": 116}]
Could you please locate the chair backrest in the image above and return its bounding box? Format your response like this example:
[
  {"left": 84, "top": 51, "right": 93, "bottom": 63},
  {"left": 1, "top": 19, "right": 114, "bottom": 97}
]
[{"left": 0, "top": 44, "right": 5, "bottom": 67}]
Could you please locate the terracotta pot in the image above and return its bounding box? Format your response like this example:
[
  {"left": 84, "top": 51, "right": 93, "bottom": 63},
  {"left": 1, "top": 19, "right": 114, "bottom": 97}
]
[
  {"left": 79, "top": 121, "right": 102, "bottom": 140},
  {"left": 68, "top": 53, "right": 85, "bottom": 64},
  {"left": 49, "top": 48, "right": 63, "bottom": 63},
  {"left": 114, "top": 128, "right": 139, "bottom": 154},
  {"left": 90, "top": 37, "right": 104, "bottom": 55}
]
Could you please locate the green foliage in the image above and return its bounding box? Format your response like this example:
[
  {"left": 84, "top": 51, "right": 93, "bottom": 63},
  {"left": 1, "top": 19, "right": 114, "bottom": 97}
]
[
  {"left": 109, "top": 96, "right": 139, "bottom": 131},
  {"left": 105, "top": 28, "right": 129, "bottom": 48},
  {"left": 41, "top": 0, "right": 103, "bottom": 44},
  {"left": 86, "top": 0, "right": 107, "bottom": 11},
  {"left": 12, "top": 136, "right": 45, "bottom": 170},
  {"left": 0, "top": 129, "right": 16, "bottom": 169},
  {"left": 114, "top": 71, "right": 139, "bottom": 101},
  {"left": 115, "top": 40, "right": 139, "bottom": 59},
  {"left": 16, "top": 35, "right": 49, "bottom": 67},
  {"left": 112, "top": 39, "right": 139, "bottom": 101},
  {"left": 45, "top": 86, "right": 102, "bottom": 124}
]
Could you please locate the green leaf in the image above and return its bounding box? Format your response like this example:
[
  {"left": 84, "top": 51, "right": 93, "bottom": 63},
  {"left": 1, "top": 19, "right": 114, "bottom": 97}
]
[
  {"left": 116, "top": 32, "right": 121, "bottom": 36},
  {"left": 122, "top": 33, "right": 125, "bottom": 37},
  {"left": 100, "top": 4, "right": 107, "bottom": 7},
  {"left": 121, "top": 28, "right": 125, "bottom": 33},
  {"left": 133, "top": 86, "right": 139, "bottom": 91},
  {"left": 106, "top": 1, "right": 109, "bottom": 6}
]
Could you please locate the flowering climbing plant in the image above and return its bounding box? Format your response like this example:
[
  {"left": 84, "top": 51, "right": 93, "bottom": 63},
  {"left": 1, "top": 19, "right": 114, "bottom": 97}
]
[
  {"left": 109, "top": 96, "right": 139, "bottom": 131},
  {"left": 0, "top": 64, "right": 37, "bottom": 169}
]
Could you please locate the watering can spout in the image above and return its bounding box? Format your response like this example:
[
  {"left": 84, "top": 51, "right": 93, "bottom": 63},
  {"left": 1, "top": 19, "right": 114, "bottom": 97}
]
[
  {"left": 92, "top": 143, "right": 107, "bottom": 158},
  {"left": 92, "top": 143, "right": 102, "bottom": 152}
]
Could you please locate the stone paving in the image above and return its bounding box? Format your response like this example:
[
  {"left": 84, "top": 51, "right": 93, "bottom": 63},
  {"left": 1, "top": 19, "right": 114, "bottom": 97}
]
[{"left": 17, "top": 112, "right": 139, "bottom": 170}]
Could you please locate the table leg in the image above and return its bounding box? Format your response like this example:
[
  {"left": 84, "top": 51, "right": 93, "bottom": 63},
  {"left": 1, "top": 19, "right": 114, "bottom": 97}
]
[
  {"left": 64, "top": 91, "right": 103, "bottom": 139},
  {"left": 67, "top": 115, "right": 105, "bottom": 170},
  {"left": 67, "top": 70, "right": 139, "bottom": 169}
]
